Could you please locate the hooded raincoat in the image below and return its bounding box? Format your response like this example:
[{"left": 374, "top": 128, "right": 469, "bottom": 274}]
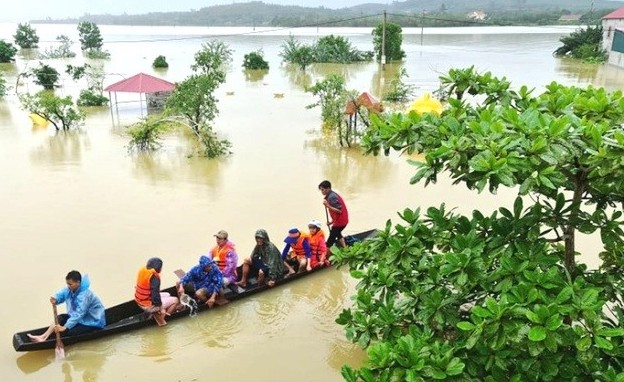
[
  {"left": 251, "top": 229, "right": 285, "bottom": 282},
  {"left": 180, "top": 255, "right": 224, "bottom": 295},
  {"left": 54, "top": 274, "right": 106, "bottom": 330}
]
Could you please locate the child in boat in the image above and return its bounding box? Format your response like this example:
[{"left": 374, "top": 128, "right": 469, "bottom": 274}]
[
  {"left": 135, "top": 257, "right": 180, "bottom": 326},
  {"left": 27, "top": 270, "right": 106, "bottom": 343},
  {"left": 307, "top": 220, "right": 330, "bottom": 268}
]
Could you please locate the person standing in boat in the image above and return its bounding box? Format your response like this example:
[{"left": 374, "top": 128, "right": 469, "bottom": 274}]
[
  {"left": 307, "top": 219, "right": 329, "bottom": 268},
  {"left": 135, "top": 257, "right": 180, "bottom": 326},
  {"left": 319, "top": 180, "right": 349, "bottom": 248},
  {"left": 209, "top": 230, "right": 238, "bottom": 286},
  {"left": 176, "top": 255, "right": 224, "bottom": 308},
  {"left": 236, "top": 229, "right": 285, "bottom": 288},
  {"left": 27, "top": 270, "right": 106, "bottom": 343},
  {"left": 281, "top": 227, "right": 312, "bottom": 274}
]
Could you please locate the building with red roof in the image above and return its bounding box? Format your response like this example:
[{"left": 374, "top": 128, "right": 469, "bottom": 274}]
[{"left": 602, "top": 7, "right": 624, "bottom": 53}]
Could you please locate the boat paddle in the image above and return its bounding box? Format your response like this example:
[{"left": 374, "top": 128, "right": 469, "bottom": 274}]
[
  {"left": 325, "top": 206, "right": 331, "bottom": 229},
  {"left": 52, "top": 304, "right": 65, "bottom": 360}
]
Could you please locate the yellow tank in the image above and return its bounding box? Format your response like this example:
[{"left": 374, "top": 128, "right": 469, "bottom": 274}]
[
  {"left": 29, "top": 113, "right": 49, "bottom": 127},
  {"left": 407, "top": 93, "right": 443, "bottom": 116}
]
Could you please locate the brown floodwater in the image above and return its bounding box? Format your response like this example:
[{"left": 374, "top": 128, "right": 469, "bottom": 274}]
[{"left": 0, "top": 24, "right": 619, "bottom": 381}]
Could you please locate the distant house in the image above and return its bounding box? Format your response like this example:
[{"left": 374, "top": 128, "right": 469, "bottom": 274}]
[
  {"left": 466, "top": 10, "right": 487, "bottom": 20},
  {"left": 558, "top": 14, "right": 581, "bottom": 22},
  {"left": 602, "top": 7, "right": 624, "bottom": 53}
]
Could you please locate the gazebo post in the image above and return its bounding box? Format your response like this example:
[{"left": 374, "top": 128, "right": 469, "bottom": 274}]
[
  {"left": 108, "top": 91, "right": 114, "bottom": 124},
  {"left": 115, "top": 92, "right": 120, "bottom": 124}
]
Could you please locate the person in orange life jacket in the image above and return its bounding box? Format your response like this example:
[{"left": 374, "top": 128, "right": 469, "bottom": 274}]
[
  {"left": 209, "top": 230, "right": 238, "bottom": 286},
  {"left": 135, "top": 257, "right": 180, "bottom": 326},
  {"left": 319, "top": 180, "right": 349, "bottom": 248},
  {"left": 282, "top": 228, "right": 312, "bottom": 274},
  {"left": 307, "top": 219, "right": 330, "bottom": 268}
]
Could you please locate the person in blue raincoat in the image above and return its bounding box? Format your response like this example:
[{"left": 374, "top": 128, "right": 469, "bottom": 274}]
[
  {"left": 27, "top": 270, "right": 106, "bottom": 343},
  {"left": 176, "top": 255, "right": 223, "bottom": 308}
]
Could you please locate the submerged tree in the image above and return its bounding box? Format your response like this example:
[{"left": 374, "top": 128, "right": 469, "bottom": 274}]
[
  {"left": 127, "top": 116, "right": 171, "bottom": 152},
  {"left": 13, "top": 23, "right": 39, "bottom": 49},
  {"left": 41, "top": 35, "right": 76, "bottom": 59},
  {"left": 335, "top": 68, "right": 624, "bottom": 381},
  {"left": 19, "top": 91, "right": 84, "bottom": 131},
  {"left": 66, "top": 64, "right": 108, "bottom": 106},
  {"left": 77, "top": 21, "right": 109, "bottom": 59},
  {"left": 30, "top": 63, "right": 60, "bottom": 90},
  {"left": 0, "top": 40, "right": 18, "bottom": 63},
  {"left": 242, "top": 49, "right": 269, "bottom": 70},
  {"left": 554, "top": 24, "right": 606, "bottom": 63},
  {"left": 372, "top": 21, "right": 406, "bottom": 62},
  {"left": 306, "top": 74, "right": 352, "bottom": 131},
  {"left": 164, "top": 41, "right": 231, "bottom": 158}
]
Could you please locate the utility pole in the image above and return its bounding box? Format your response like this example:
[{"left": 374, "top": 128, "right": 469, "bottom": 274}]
[
  {"left": 381, "top": 10, "right": 386, "bottom": 70},
  {"left": 420, "top": 10, "right": 425, "bottom": 46}
]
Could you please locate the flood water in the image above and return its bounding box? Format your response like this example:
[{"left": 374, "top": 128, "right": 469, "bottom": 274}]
[{"left": 0, "top": 24, "right": 621, "bottom": 381}]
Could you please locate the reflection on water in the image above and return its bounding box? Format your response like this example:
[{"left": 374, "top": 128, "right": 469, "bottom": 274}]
[
  {"left": 176, "top": 307, "right": 243, "bottom": 349},
  {"left": 59, "top": 349, "right": 107, "bottom": 382},
  {"left": 16, "top": 344, "right": 109, "bottom": 382},
  {"left": 29, "top": 130, "right": 90, "bottom": 167},
  {"left": 243, "top": 68, "right": 269, "bottom": 82}
]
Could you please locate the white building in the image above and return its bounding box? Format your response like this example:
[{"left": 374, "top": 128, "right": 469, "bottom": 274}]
[{"left": 602, "top": 7, "right": 624, "bottom": 52}]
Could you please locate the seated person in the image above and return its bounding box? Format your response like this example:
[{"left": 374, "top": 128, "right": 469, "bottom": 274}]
[
  {"left": 237, "top": 229, "right": 285, "bottom": 288},
  {"left": 176, "top": 255, "right": 224, "bottom": 308},
  {"left": 135, "top": 257, "right": 180, "bottom": 326},
  {"left": 307, "top": 219, "right": 330, "bottom": 268},
  {"left": 28, "top": 270, "right": 106, "bottom": 343},
  {"left": 282, "top": 228, "right": 312, "bottom": 274},
  {"left": 209, "top": 230, "right": 239, "bottom": 286}
]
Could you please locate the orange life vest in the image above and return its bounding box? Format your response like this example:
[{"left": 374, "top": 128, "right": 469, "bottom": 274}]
[
  {"left": 290, "top": 233, "right": 311, "bottom": 259},
  {"left": 210, "top": 243, "right": 233, "bottom": 271},
  {"left": 134, "top": 266, "right": 159, "bottom": 307},
  {"left": 308, "top": 230, "right": 326, "bottom": 259}
]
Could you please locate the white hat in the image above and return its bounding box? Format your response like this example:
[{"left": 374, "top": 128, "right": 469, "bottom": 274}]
[{"left": 308, "top": 219, "right": 322, "bottom": 229}]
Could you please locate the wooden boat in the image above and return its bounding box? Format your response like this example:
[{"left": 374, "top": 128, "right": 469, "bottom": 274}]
[{"left": 13, "top": 229, "right": 377, "bottom": 352}]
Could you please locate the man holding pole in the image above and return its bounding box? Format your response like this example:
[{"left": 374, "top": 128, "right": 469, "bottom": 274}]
[{"left": 318, "top": 180, "right": 349, "bottom": 248}]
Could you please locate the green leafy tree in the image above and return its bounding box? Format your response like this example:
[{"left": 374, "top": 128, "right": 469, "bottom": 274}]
[
  {"left": 313, "top": 34, "right": 373, "bottom": 63},
  {"left": 13, "top": 23, "right": 39, "bottom": 49},
  {"left": 77, "top": 21, "right": 104, "bottom": 51},
  {"left": 0, "top": 73, "right": 6, "bottom": 98},
  {"left": 0, "top": 40, "right": 18, "bottom": 62},
  {"left": 127, "top": 116, "right": 171, "bottom": 151},
  {"left": 554, "top": 25, "right": 606, "bottom": 63},
  {"left": 41, "top": 35, "right": 76, "bottom": 59},
  {"left": 192, "top": 40, "right": 232, "bottom": 75},
  {"left": 335, "top": 68, "right": 624, "bottom": 381},
  {"left": 19, "top": 91, "right": 84, "bottom": 131},
  {"left": 306, "top": 74, "right": 354, "bottom": 131},
  {"left": 31, "top": 63, "right": 60, "bottom": 90},
  {"left": 152, "top": 55, "right": 169, "bottom": 68},
  {"left": 372, "top": 22, "right": 406, "bottom": 62},
  {"left": 242, "top": 50, "right": 269, "bottom": 70},
  {"left": 280, "top": 35, "right": 315, "bottom": 71},
  {"left": 66, "top": 64, "right": 108, "bottom": 106},
  {"left": 165, "top": 43, "right": 230, "bottom": 158},
  {"left": 383, "top": 68, "right": 415, "bottom": 103}
]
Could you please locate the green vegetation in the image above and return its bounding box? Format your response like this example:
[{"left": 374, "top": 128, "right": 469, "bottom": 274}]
[
  {"left": 554, "top": 25, "right": 607, "bottom": 63},
  {"left": 127, "top": 117, "right": 171, "bottom": 151},
  {"left": 0, "top": 41, "right": 18, "bottom": 63},
  {"left": 0, "top": 74, "right": 6, "bottom": 98},
  {"left": 31, "top": 63, "right": 60, "bottom": 90},
  {"left": 372, "top": 22, "right": 405, "bottom": 62},
  {"left": 306, "top": 74, "right": 354, "bottom": 131},
  {"left": 66, "top": 64, "right": 108, "bottom": 106},
  {"left": 334, "top": 67, "right": 624, "bottom": 381},
  {"left": 13, "top": 23, "right": 39, "bottom": 49},
  {"left": 280, "top": 35, "right": 372, "bottom": 69},
  {"left": 383, "top": 68, "right": 415, "bottom": 103},
  {"left": 78, "top": 21, "right": 109, "bottom": 59},
  {"left": 152, "top": 55, "right": 169, "bottom": 69},
  {"left": 164, "top": 40, "right": 231, "bottom": 158},
  {"left": 19, "top": 91, "right": 85, "bottom": 131},
  {"left": 41, "top": 35, "right": 76, "bottom": 59},
  {"left": 242, "top": 50, "right": 269, "bottom": 70}
]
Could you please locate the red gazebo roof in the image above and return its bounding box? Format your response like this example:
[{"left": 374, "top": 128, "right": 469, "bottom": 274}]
[
  {"left": 104, "top": 72, "right": 176, "bottom": 93},
  {"left": 603, "top": 7, "right": 624, "bottom": 20}
]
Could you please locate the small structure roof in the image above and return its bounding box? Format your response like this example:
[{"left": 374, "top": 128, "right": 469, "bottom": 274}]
[
  {"left": 104, "top": 72, "right": 176, "bottom": 93},
  {"left": 603, "top": 7, "right": 624, "bottom": 20}
]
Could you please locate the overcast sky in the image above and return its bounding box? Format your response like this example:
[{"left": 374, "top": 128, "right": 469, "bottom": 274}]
[{"left": 2, "top": 0, "right": 392, "bottom": 22}]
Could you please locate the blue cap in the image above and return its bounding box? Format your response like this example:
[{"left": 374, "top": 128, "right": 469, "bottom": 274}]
[{"left": 284, "top": 228, "right": 300, "bottom": 244}]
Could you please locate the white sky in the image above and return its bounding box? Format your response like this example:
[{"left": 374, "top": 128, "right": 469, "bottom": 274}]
[{"left": 1, "top": 0, "right": 392, "bottom": 22}]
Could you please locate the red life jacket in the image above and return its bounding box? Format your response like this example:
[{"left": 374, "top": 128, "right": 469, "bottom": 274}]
[
  {"left": 135, "top": 266, "right": 158, "bottom": 307},
  {"left": 308, "top": 230, "right": 329, "bottom": 267},
  {"left": 327, "top": 191, "right": 349, "bottom": 227}
]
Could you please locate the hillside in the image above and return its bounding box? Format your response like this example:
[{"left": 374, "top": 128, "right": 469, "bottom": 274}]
[{"left": 31, "top": 0, "right": 624, "bottom": 26}]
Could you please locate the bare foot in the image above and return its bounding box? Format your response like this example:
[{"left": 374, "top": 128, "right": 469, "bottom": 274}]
[
  {"left": 153, "top": 313, "right": 167, "bottom": 327},
  {"left": 235, "top": 281, "right": 247, "bottom": 288},
  {"left": 216, "top": 297, "right": 229, "bottom": 306},
  {"left": 27, "top": 334, "right": 45, "bottom": 343},
  {"left": 286, "top": 270, "right": 295, "bottom": 277},
  {"left": 267, "top": 280, "right": 275, "bottom": 287}
]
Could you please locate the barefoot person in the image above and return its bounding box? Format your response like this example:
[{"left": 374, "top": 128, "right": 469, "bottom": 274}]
[
  {"left": 281, "top": 228, "right": 312, "bottom": 274},
  {"left": 135, "top": 257, "right": 180, "bottom": 326},
  {"left": 237, "top": 229, "right": 285, "bottom": 288},
  {"left": 28, "top": 270, "right": 106, "bottom": 343}
]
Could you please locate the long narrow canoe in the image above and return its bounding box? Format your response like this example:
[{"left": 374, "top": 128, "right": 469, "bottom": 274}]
[{"left": 13, "top": 229, "right": 377, "bottom": 352}]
